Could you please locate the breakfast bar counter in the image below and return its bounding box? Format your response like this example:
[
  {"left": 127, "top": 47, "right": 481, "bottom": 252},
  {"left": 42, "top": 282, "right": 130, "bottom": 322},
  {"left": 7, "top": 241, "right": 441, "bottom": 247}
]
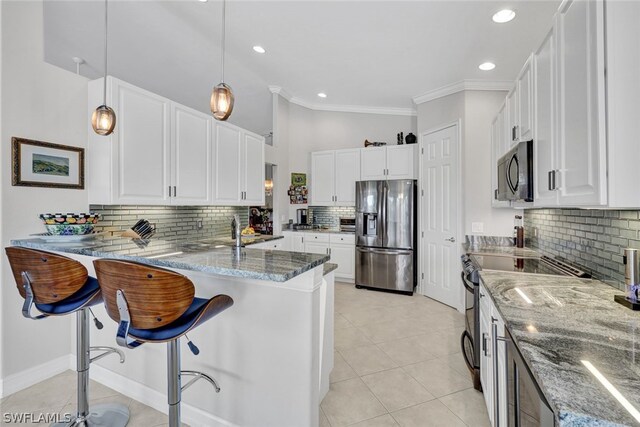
[{"left": 11, "top": 235, "right": 332, "bottom": 427}]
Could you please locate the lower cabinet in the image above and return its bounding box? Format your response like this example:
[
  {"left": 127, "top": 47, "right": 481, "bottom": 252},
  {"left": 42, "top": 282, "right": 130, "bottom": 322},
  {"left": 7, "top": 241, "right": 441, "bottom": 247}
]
[
  {"left": 281, "top": 232, "right": 355, "bottom": 281},
  {"left": 479, "top": 282, "right": 508, "bottom": 427},
  {"left": 250, "top": 240, "right": 284, "bottom": 250}
]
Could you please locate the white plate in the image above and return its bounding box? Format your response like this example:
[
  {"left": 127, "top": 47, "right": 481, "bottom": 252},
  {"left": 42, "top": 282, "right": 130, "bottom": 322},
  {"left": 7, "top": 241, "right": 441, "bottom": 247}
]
[
  {"left": 241, "top": 234, "right": 257, "bottom": 238},
  {"left": 31, "top": 232, "right": 105, "bottom": 242}
]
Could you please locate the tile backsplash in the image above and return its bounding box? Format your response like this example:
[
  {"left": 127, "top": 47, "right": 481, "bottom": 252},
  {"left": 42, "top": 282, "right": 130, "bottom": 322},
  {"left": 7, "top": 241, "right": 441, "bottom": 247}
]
[
  {"left": 524, "top": 208, "right": 640, "bottom": 290},
  {"left": 308, "top": 206, "right": 356, "bottom": 228},
  {"left": 90, "top": 205, "right": 248, "bottom": 240}
]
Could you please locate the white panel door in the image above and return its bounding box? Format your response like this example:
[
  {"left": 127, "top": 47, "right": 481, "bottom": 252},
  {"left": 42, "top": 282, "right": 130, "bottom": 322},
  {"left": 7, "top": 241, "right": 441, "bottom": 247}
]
[
  {"left": 115, "top": 81, "right": 170, "bottom": 204},
  {"left": 243, "top": 132, "right": 265, "bottom": 205},
  {"left": 213, "top": 123, "right": 242, "bottom": 204},
  {"left": 506, "top": 88, "right": 518, "bottom": 146},
  {"left": 330, "top": 244, "right": 355, "bottom": 280},
  {"left": 334, "top": 149, "right": 361, "bottom": 206},
  {"left": 386, "top": 145, "right": 415, "bottom": 179},
  {"left": 311, "top": 151, "right": 336, "bottom": 206},
  {"left": 360, "top": 147, "right": 386, "bottom": 180},
  {"left": 517, "top": 56, "right": 533, "bottom": 141},
  {"left": 171, "top": 104, "right": 211, "bottom": 205},
  {"left": 419, "top": 125, "right": 459, "bottom": 309},
  {"left": 556, "top": 0, "right": 607, "bottom": 206},
  {"left": 533, "top": 28, "right": 559, "bottom": 207}
]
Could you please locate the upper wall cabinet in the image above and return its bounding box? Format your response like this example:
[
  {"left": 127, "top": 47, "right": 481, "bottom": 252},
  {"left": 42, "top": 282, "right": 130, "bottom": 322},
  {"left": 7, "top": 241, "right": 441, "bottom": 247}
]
[
  {"left": 360, "top": 145, "right": 416, "bottom": 181},
  {"left": 212, "top": 121, "right": 265, "bottom": 206},
  {"left": 516, "top": 56, "right": 533, "bottom": 142},
  {"left": 310, "top": 148, "right": 360, "bottom": 206},
  {"left": 88, "top": 76, "right": 264, "bottom": 207},
  {"left": 491, "top": 105, "right": 510, "bottom": 208}
]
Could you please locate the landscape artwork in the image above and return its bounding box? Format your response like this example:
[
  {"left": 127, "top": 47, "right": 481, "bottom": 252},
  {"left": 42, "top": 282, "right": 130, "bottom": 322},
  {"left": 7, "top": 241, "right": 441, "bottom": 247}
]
[
  {"left": 12, "top": 137, "right": 84, "bottom": 189},
  {"left": 32, "top": 153, "right": 70, "bottom": 176}
]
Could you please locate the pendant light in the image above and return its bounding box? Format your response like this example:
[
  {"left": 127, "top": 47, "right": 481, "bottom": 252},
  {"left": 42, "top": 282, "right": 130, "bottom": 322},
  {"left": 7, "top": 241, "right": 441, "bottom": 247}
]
[
  {"left": 92, "top": 0, "right": 116, "bottom": 136},
  {"left": 210, "top": 0, "right": 234, "bottom": 121}
]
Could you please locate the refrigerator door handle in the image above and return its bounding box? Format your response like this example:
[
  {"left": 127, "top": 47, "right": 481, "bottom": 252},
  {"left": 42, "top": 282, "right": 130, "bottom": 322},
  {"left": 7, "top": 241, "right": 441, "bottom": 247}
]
[{"left": 368, "top": 248, "right": 413, "bottom": 256}]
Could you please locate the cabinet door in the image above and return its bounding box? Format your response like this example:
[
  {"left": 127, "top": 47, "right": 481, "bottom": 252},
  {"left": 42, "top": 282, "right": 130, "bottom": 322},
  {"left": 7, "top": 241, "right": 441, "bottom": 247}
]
[
  {"left": 517, "top": 56, "right": 533, "bottom": 141},
  {"left": 243, "top": 132, "right": 265, "bottom": 205},
  {"left": 479, "top": 301, "right": 493, "bottom": 425},
  {"left": 492, "top": 110, "right": 510, "bottom": 208},
  {"left": 386, "top": 145, "right": 415, "bottom": 179},
  {"left": 533, "top": 29, "right": 559, "bottom": 207},
  {"left": 506, "top": 88, "right": 518, "bottom": 146},
  {"left": 292, "top": 235, "right": 305, "bottom": 252},
  {"left": 171, "top": 104, "right": 211, "bottom": 205},
  {"left": 305, "top": 242, "right": 330, "bottom": 255},
  {"left": 335, "top": 149, "right": 361, "bottom": 206},
  {"left": 360, "top": 147, "right": 387, "bottom": 180},
  {"left": 556, "top": 0, "right": 607, "bottom": 206},
  {"left": 330, "top": 244, "right": 354, "bottom": 280},
  {"left": 311, "top": 151, "right": 336, "bottom": 206},
  {"left": 114, "top": 80, "right": 170, "bottom": 204},
  {"left": 213, "top": 123, "right": 242, "bottom": 204}
]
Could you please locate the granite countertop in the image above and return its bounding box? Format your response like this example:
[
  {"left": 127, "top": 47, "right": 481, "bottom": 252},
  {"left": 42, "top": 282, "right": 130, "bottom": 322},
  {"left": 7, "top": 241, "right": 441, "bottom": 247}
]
[
  {"left": 323, "top": 263, "right": 338, "bottom": 276},
  {"left": 464, "top": 244, "right": 540, "bottom": 258},
  {"left": 479, "top": 270, "right": 639, "bottom": 426},
  {"left": 10, "top": 234, "right": 327, "bottom": 283},
  {"left": 283, "top": 229, "right": 355, "bottom": 235}
]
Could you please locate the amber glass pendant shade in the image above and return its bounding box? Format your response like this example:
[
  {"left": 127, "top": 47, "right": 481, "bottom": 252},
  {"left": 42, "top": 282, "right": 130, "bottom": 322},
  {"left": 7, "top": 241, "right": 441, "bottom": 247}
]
[
  {"left": 210, "top": 83, "right": 234, "bottom": 121},
  {"left": 92, "top": 105, "right": 116, "bottom": 136}
]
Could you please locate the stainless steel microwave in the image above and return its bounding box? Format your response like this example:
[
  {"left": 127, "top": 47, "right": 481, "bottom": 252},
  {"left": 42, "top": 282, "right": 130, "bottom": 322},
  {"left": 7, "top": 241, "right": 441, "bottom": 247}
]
[{"left": 496, "top": 140, "right": 533, "bottom": 202}]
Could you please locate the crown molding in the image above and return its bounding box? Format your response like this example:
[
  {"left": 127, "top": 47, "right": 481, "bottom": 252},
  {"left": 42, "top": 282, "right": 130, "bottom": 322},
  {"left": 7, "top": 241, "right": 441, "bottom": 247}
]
[
  {"left": 269, "top": 85, "right": 416, "bottom": 116},
  {"left": 412, "top": 79, "right": 513, "bottom": 105}
]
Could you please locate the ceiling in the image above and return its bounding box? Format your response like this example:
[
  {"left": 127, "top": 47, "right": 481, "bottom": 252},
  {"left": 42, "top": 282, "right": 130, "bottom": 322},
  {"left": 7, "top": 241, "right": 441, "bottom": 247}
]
[{"left": 43, "top": 0, "right": 560, "bottom": 135}]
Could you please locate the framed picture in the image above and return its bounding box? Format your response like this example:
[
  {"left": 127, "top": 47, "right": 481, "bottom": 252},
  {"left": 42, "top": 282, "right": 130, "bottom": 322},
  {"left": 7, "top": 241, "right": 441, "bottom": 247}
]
[
  {"left": 291, "top": 173, "right": 307, "bottom": 186},
  {"left": 12, "top": 137, "right": 85, "bottom": 189}
]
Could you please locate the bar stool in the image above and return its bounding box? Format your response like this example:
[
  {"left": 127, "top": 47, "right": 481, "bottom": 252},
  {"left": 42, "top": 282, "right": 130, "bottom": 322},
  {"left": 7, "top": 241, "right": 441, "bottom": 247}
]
[
  {"left": 93, "top": 259, "right": 234, "bottom": 427},
  {"left": 5, "top": 247, "right": 129, "bottom": 427}
]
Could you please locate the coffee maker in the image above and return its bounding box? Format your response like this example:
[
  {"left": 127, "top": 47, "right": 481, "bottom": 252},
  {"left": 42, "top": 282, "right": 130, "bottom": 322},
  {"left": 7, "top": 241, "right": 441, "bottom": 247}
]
[{"left": 296, "top": 208, "right": 308, "bottom": 224}]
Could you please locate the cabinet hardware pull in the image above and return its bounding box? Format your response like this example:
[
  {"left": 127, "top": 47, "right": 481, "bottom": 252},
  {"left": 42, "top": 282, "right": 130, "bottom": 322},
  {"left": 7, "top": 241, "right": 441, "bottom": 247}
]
[
  {"left": 548, "top": 171, "right": 554, "bottom": 191},
  {"left": 169, "top": 186, "right": 171, "bottom": 197},
  {"left": 173, "top": 186, "right": 177, "bottom": 197}
]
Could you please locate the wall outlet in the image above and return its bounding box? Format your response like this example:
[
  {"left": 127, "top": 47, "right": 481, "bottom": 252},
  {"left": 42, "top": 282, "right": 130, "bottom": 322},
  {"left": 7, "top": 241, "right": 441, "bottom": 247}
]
[
  {"left": 471, "top": 222, "right": 484, "bottom": 233},
  {"left": 196, "top": 220, "right": 203, "bottom": 230}
]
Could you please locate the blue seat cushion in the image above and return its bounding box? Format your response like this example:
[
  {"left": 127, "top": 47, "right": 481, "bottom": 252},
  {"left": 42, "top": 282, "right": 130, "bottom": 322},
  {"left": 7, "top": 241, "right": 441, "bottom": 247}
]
[
  {"left": 127, "top": 296, "right": 232, "bottom": 342},
  {"left": 35, "top": 276, "right": 101, "bottom": 315}
]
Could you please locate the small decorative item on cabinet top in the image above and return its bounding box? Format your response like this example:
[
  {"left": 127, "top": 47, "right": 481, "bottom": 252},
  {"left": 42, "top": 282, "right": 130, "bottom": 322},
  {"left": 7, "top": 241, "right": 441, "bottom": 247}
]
[
  {"left": 289, "top": 173, "right": 308, "bottom": 205},
  {"left": 364, "top": 140, "right": 387, "bottom": 147},
  {"left": 12, "top": 137, "right": 85, "bottom": 189},
  {"left": 405, "top": 133, "right": 417, "bottom": 144}
]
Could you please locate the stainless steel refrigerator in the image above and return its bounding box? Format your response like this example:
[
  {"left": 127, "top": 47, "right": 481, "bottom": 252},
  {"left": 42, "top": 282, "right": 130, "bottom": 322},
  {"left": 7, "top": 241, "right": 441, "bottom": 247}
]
[{"left": 355, "top": 180, "right": 417, "bottom": 294}]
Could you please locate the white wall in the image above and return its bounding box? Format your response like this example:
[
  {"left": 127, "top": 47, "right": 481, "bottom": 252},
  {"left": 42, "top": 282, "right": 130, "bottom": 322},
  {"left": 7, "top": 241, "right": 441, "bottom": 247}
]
[
  {"left": 286, "top": 102, "right": 417, "bottom": 220},
  {"left": 417, "top": 90, "right": 520, "bottom": 237},
  {"left": 1, "top": 0, "right": 89, "bottom": 386}
]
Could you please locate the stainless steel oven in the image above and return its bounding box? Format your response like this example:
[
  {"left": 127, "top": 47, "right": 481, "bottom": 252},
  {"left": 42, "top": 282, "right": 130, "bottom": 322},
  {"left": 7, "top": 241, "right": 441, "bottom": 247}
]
[{"left": 497, "top": 140, "right": 534, "bottom": 202}]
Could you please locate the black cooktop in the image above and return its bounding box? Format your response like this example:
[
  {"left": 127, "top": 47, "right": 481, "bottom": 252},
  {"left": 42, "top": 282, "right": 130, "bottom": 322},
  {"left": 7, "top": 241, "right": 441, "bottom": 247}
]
[{"left": 470, "top": 254, "right": 590, "bottom": 277}]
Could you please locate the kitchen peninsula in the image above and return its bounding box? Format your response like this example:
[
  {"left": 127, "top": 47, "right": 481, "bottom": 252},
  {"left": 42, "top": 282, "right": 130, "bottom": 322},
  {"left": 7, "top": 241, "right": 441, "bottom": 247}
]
[{"left": 11, "top": 235, "right": 333, "bottom": 427}]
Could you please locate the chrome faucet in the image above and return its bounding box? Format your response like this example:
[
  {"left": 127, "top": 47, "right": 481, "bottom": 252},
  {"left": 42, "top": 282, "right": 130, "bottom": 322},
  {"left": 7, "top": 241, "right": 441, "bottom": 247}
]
[{"left": 234, "top": 214, "right": 242, "bottom": 248}]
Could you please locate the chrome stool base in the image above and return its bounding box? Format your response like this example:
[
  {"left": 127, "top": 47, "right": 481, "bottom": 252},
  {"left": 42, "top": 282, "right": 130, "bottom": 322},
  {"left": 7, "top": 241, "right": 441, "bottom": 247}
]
[{"left": 51, "top": 403, "right": 130, "bottom": 427}]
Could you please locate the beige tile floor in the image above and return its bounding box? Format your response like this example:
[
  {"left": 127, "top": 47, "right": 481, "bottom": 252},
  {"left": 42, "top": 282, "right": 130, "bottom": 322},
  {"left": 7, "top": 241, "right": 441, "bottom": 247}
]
[
  {"left": 0, "top": 281, "right": 489, "bottom": 427},
  {"left": 321, "top": 282, "right": 490, "bottom": 427}
]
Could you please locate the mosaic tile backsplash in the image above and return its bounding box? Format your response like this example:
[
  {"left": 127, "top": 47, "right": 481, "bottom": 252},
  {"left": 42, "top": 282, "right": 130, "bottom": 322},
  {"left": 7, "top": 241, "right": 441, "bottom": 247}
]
[
  {"left": 524, "top": 209, "right": 640, "bottom": 290},
  {"left": 308, "top": 206, "right": 356, "bottom": 228},
  {"left": 89, "top": 205, "right": 248, "bottom": 241}
]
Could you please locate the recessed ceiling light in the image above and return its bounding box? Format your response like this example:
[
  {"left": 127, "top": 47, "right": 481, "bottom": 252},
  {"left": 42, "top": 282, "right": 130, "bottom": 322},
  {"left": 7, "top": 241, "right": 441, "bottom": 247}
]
[
  {"left": 253, "top": 46, "right": 266, "bottom": 54},
  {"left": 479, "top": 62, "right": 496, "bottom": 71},
  {"left": 317, "top": 93, "right": 327, "bottom": 98},
  {"left": 492, "top": 9, "right": 516, "bottom": 23},
  {"left": 198, "top": 0, "right": 208, "bottom": 2}
]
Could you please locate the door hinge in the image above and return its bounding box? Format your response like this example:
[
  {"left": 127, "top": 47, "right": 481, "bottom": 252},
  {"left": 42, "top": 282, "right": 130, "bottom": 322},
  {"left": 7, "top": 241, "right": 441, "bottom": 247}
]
[
  {"left": 421, "top": 147, "right": 424, "bottom": 155},
  {"left": 421, "top": 272, "right": 424, "bottom": 279}
]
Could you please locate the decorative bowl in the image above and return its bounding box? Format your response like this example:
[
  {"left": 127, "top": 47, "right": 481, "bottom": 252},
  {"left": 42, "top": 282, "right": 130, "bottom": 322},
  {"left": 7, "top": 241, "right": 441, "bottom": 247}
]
[
  {"left": 40, "top": 213, "right": 101, "bottom": 226},
  {"left": 45, "top": 223, "right": 95, "bottom": 235}
]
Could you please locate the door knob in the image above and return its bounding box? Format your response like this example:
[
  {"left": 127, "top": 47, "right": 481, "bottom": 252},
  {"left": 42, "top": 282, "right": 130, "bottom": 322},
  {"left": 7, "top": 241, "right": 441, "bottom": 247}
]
[{"left": 445, "top": 237, "right": 456, "bottom": 243}]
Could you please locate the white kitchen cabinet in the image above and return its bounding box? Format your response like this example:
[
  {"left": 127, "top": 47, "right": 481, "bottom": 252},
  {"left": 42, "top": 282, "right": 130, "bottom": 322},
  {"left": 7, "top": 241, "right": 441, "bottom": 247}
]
[
  {"left": 516, "top": 55, "right": 533, "bottom": 142},
  {"left": 251, "top": 239, "right": 283, "bottom": 250},
  {"left": 555, "top": 0, "right": 607, "bottom": 206},
  {"left": 329, "top": 234, "right": 355, "bottom": 280},
  {"left": 305, "top": 241, "right": 330, "bottom": 256},
  {"left": 171, "top": 104, "right": 211, "bottom": 205},
  {"left": 360, "top": 145, "right": 415, "bottom": 181},
  {"left": 311, "top": 149, "right": 360, "bottom": 206},
  {"left": 310, "top": 151, "right": 336, "bottom": 206},
  {"left": 479, "top": 282, "right": 508, "bottom": 427},
  {"left": 213, "top": 121, "right": 265, "bottom": 206},
  {"left": 491, "top": 105, "right": 510, "bottom": 208},
  {"left": 88, "top": 77, "right": 171, "bottom": 205},
  {"left": 506, "top": 88, "right": 518, "bottom": 147},
  {"left": 533, "top": 28, "right": 558, "bottom": 207}
]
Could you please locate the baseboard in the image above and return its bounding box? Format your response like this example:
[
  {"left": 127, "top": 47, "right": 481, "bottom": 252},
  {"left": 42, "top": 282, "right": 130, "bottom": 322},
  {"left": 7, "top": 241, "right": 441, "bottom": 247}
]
[
  {"left": 0, "top": 354, "right": 74, "bottom": 398},
  {"left": 89, "top": 364, "right": 237, "bottom": 427}
]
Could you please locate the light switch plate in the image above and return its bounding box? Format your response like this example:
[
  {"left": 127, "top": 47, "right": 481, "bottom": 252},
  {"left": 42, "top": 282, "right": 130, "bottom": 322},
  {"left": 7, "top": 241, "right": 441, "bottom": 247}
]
[{"left": 471, "top": 222, "right": 484, "bottom": 233}]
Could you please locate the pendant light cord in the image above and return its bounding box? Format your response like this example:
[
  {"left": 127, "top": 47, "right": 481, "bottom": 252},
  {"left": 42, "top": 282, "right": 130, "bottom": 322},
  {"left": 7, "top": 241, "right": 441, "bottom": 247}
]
[
  {"left": 103, "top": 0, "right": 109, "bottom": 104},
  {"left": 221, "top": 0, "right": 225, "bottom": 83}
]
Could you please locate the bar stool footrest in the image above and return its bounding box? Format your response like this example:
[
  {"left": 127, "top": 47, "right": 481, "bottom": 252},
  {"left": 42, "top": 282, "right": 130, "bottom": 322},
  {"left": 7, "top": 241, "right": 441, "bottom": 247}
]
[
  {"left": 181, "top": 370, "right": 221, "bottom": 393},
  {"left": 89, "top": 346, "right": 125, "bottom": 364},
  {"left": 50, "top": 403, "right": 129, "bottom": 427}
]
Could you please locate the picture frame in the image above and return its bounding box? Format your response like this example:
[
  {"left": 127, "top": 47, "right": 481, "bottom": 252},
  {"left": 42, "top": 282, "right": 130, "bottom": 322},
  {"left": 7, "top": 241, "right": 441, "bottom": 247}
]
[
  {"left": 12, "top": 137, "right": 85, "bottom": 189},
  {"left": 291, "top": 173, "right": 307, "bottom": 186}
]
